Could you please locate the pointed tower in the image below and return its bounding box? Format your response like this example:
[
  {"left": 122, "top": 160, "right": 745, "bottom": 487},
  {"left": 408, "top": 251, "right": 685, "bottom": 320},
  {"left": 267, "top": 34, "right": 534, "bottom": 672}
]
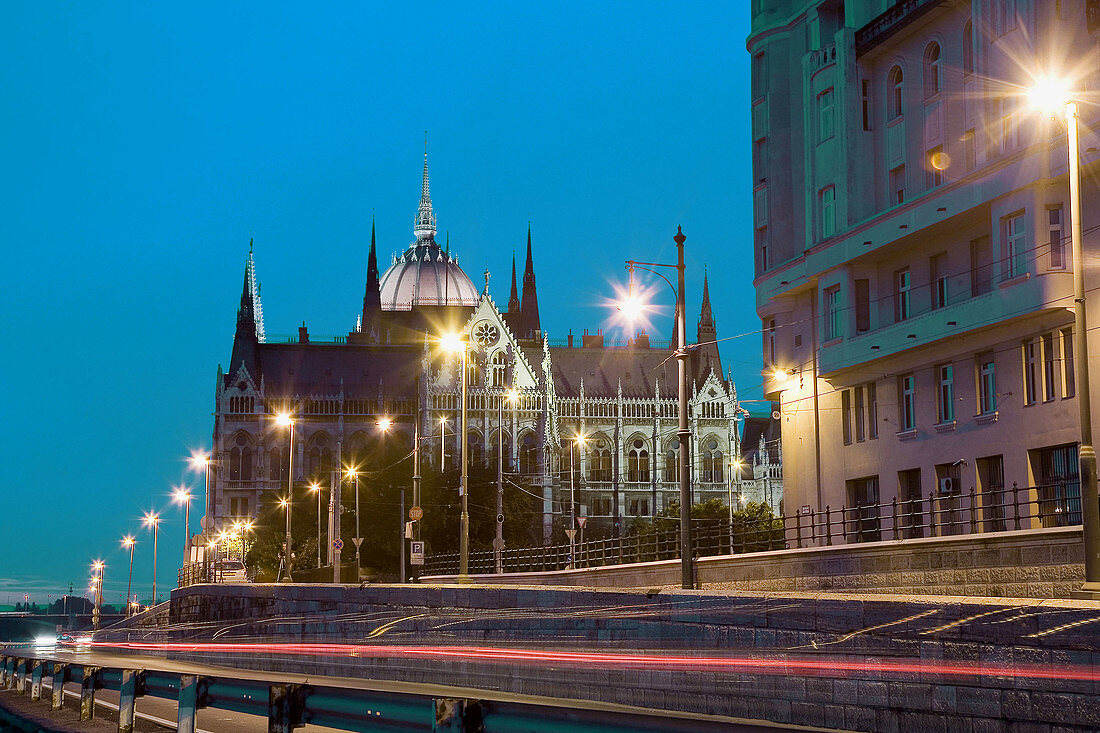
[
  {"left": 413, "top": 135, "right": 437, "bottom": 243},
  {"left": 508, "top": 250, "right": 521, "bottom": 315},
  {"left": 361, "top": 218, "right": 382, "bottom": 339},
  {"left": 519, "top": 223, "right": 541, "bottom": 339},
  {"left": 229, "top": 241, "right": 264, "bottom": 384},
  {"left": 695, "top": 268, "right": 722, "bottom": 380}
]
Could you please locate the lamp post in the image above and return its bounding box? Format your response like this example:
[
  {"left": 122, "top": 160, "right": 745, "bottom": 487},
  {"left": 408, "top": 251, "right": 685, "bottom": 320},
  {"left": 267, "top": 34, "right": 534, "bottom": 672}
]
[
  {"left": 345, "top": 468, "right": 362, "bottom": 574},
  {"left": 439, "top": 417, "right": 449, "bottom": 471},
  {"left": 174, "top": 486, "right": 192, "bottom": 565},
  {"left": 618, "top": 226, "right": 693, "bottom": 589},
  {"left": 190, "top": 453, "right": 210, "bottom": 548},
  {"left": 495, "top": 388, "right": 519, "bottom": 573},
  {"left": 277, "top": 497, "right": 292, "bottom": 580},
  {"left": 568, "top": 434, "right": 587, "bottom": 569},
  {"left": 275, "top": 413, "right": 295, "bottom": 581},
  {"left": 122, "top": 537, "right": 135, "bottom": 617},
  {"left": 309, "top": 482, "right": 323, "bottom": 569},
  {"left": 91, "top": 561, "right": 104, "bottom": 631},
  {"left": 441, "top": 332, "right": 471, "bottom": 582},
  {"left": 144, "top": 512, "right": 160, "bottom": 604},
  {"left": 1028, "top": 79, "right": 1100, "bottom": 594}
]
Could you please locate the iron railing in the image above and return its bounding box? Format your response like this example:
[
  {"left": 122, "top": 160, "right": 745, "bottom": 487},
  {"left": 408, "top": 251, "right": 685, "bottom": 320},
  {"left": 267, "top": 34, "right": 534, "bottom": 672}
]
[{"left": 424, "top": 481, "right": 1085, "bottom": 575}]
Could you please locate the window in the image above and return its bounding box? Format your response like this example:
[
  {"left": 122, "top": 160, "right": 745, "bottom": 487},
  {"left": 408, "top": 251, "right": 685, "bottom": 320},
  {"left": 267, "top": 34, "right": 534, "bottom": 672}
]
[
  {"left": 977, "top": 455, "right": 1006, "bottom": 532},
  {"left": 868, "top": 381, "right": 879, "bottom": 438},
  {"left": 752, "top": 139, "right": 767, "bottom": 182},
  {"left": 978, "top": 352, "right": 997, "bottom": 414},
  {"left": 702, "top": 440, "right": 723, "bottom": 482},
  {"left": 269, "top": 447, "right": 286, "bottom": 481},
  {"left": 229, "top": 497, "right": 250, "bottom": 518},
  {"left": 664, "top": 443, "right": 679, "bottom": 483},
  {"left": 751, "top": 52, "right": 766, "bottom": 98},
  {"left": 753, "top": 99, "right": 768, "bottom": 140},
  {"left": 628, "top": 498, "right": 651, "bottom": 517},
  {"left": 898, "top": 468, "right": 923, "bottom": 539},
  {"left": 1003, "top": 212, "right": 1027, "bottom": 279},
  {"left": 1034, "top": 443, "right": 1080, "bottom": 528},
  {"left": 490, "top": 351, "right": 508, "bottom": 387},
  {"left": 999, "top": 96, "right": 1019, "bottom": 152},
  {"left": 923, "top": 43, "right": 941, "bottom": 98},
  {"left": 861, "top": 79, "right": 872, "bottom": 131},
  {"left": 970, "top": 236, "right": 993, "bottom": 296},
  {"left": 1043, "top": 332, "right": 1057, "bottom": 401},
  {"left": 888, "top": 66, "right": 904, "bottom": 120},
  {"left": 899, "top": 374, "right": 916, "bottom": 431},
  {"left": 589, "top": 442, "right": 612, "bottom": 482},
  {"left": 847, "top": 476, "right": 881, "bottom": 542},
  {"left": 937, "top": 363, "right": 954, "bottom": 423},
  {"left": 824, "top": 285, "right": 842, "bottom": 340},
  {"left": 818, "top": 88, "right": 835, "bottom": 141},
  {"left": 890, "top": 165, "right": 906, "bottom": 205},
  {"left": 963, "top": 129, "right": 976, "bottom": 171},
  {"left": 519, "top": 433, "right": 538, "bottom": 474},
  {"left": 1062, "top": 327, "right": 1076, "bottom": 398},
  {"left": 962, "top": 20, "right": 974, "bottom": 76},
  {"left": 764, "top": 317, "right": 776, "bottom": 365},
  {"left": 991, "top": 0, "right": 1017, "bottom": 36},
  {"left": 926, "top": 146, "right": 944, "bottom": 188},
  {"left": 627, "top": 439, "right": 650, "bottom": 482},
  {"left": 756, "top": 227, "right": 768, "bottom": 273},
  {"left": 855, "top": 385, "right": 866, "bottom": 442},
  {"left": 819, "top": 186, "right": 836, "bottom": 238},
  {"left": 1048, "top": 206, "right": 1065, "bottom": 269},
  {"left": 754, "top": 184, "right": 768, "bottom": 225},
  {"left": 590, "top": 497, "right": 611, "bottom": 516},
  {"left": 842, "top": 389, "right": 853, "bottom": 445},
  {"left": 894, "top": 268, "right": 911, "bottom": 322},
  {"left": 855, "top": 279, "right": 870, "bottom": 332},
  {"left": 930, "top": 252, "right": 948, "bottom": 309}
]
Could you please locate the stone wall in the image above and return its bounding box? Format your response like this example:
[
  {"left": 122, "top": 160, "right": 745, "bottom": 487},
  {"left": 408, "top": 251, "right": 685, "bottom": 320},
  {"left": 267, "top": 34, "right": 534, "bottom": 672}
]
[{"left": 424, "top": 526, "right": 1086, "bottom": 598}]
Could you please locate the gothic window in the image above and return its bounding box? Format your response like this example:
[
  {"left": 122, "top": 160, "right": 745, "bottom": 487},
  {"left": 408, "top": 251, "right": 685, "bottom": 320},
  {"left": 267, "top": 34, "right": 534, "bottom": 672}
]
[
  {"left": 589, "top": 438, "right": 612, "bottom": 482},
  {"left": 665, "top": 442, "right": 680, "bottom": 483},
  {"left": 490, "top": 351, "right": 508, "bottom": 388},
  {"left": 490, "top": 431, "right": 512, "bottom": 471},
  {"left": 519, "top": 433, "right": 538, "bottom": 475},
  {"left": 229, "top": 433, "right": 252, "bottom": 481},
  {"left": 628, "top": 439, "right": 650, "bottom": 483},
  {"left": 702, "top": 439, "right": 723, "bottom": 483},
  {"left": 888, "top": 66, "right": 904, "bottom": 120},
  {"left": 468, "top": 432, "right": 484, "bottom": 466},
  {"left": 269, "top": 447, "right": 284, "bottom": 481}
]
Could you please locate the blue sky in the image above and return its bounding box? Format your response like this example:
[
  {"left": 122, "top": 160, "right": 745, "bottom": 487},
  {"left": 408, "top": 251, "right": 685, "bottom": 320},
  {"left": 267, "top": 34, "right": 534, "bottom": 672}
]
[{"left": 0, "top": 2, "right": 755, "bottom": 603}]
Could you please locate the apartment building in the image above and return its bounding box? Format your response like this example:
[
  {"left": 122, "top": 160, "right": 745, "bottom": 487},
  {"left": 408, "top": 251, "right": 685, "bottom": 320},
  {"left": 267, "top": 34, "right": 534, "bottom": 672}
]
[{"left": 749, "top": 0, "right": 1100, "bottom": 534}]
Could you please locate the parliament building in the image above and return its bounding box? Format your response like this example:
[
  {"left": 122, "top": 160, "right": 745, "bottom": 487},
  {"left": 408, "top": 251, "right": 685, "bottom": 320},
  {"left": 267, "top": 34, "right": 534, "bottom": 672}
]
[{"left": 207, "top": 154, "right": 776, "bottom": 545}]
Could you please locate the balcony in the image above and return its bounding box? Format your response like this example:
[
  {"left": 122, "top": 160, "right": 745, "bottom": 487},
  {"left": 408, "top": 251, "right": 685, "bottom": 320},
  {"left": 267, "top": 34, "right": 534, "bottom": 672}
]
[{"left": 855, "top": 0, "right": 945, "bottom": 57}]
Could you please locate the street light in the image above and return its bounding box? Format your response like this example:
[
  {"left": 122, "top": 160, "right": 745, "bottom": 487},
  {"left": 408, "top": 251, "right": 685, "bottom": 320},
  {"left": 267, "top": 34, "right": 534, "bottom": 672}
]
[
  {"left": 568, "top": 434, "right": 587, "bottom": 569},
  {"left": 1028, "top": 77, "right": 1100, "bottom": 595},
  {"left": 309, "top": 482, "right": 323, "bottom": 569},
  {"left": 91, "top": 561, "right": 104, "bottom": 630},
  {"left": 174, "top": 485, "right": 192, "bottom": 565},
  {"left": 275, "top": 412, "right": 295, "bottom": 581},
  {"left": 495, "top": 388, "right": 519, "bottom": 573},
  {"left": 617, "top": 226, "right": 694, "bottom": 589},
  {"left": 189, "top": 452, "right": 210, "bottom": 546},
  {"left": 438, "top": 417, "right": 450, "bottom": 471},
  {"left": 345, "top": 467, "right": 363, "bottom": 574},
  {"left": 143, "top": 512, "right": 160, "bottom": 604},
  {"left": 122, "top": 536, "right": 135, "bottom": 618},
  {"left": 441, "top": 332, "right": 472, "bottom": 582}
]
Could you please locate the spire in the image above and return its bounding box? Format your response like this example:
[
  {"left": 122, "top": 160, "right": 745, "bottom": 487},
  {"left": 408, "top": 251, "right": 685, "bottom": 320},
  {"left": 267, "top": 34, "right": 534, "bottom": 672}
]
[
  {"left": 508, "top": 249, "right": 520, "bottom": 314},
  {"left": 362, "top": 218, "right": 382, "bottom": 337},
  {"left": 230, "top": 241, "right": 263, "bottom": 382},
  {"left": 699, "top": 267, "right": 714, "bottom": 331},
  {"left": 413, "top": 132, "right": 437, "bottom": 241},
  {"left": 519, "top": 222, "right": 541, "bottom": 338},
  {"left": 695, "top": 265, "right": 722, "bottom": 382}
]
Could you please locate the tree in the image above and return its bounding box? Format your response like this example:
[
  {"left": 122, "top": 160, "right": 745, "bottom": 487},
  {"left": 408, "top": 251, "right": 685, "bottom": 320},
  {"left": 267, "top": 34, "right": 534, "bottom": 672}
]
[{"left": 625, "top": 498, "right": 785, "bottom": 558}]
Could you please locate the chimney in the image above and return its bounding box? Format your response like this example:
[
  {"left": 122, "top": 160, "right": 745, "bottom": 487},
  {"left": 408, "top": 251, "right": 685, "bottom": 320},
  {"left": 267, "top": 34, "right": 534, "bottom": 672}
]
[
  {"left": 298, "top": 323, "right": 309, "bottom": 343},
  {"left": 635, "top": 330, "right": 650, "bottom": 349},
  {"left": 568, "top": 330, "right": 574, "bottom": 349},
  {"left": 582, "top": 328, "right": 604, "bottom": 348}
]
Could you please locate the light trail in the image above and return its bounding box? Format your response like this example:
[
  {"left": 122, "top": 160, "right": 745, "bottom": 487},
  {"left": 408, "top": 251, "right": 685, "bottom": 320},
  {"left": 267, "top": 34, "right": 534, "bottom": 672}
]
[{"left": 83, "top": 640, "right": 1100, "bottom": 683}]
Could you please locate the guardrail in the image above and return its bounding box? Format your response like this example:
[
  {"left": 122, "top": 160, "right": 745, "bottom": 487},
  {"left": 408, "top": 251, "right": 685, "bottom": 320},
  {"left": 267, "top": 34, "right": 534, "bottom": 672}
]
[
  {"left": 0, "top": 649, "right": 734, "bottom": 733},
  {"left": 425, "top": 481, "right": 1086, "bottom": 575}
]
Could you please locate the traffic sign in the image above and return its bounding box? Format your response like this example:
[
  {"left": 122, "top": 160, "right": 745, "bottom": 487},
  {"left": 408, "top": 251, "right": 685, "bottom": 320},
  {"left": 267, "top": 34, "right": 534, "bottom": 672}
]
[
  {"left": 492, "top": 537, "right": 505, "bottom": 551},
  {"left": 410, "top": 541, "right": 425, "bottom": 565},
  {"left": 352, "top": 537, "right": 364, "bottom": 548},
  {"left": 409, "top": 506, "right": 423, "bottom": 521},
  {"left": 577, "top": 517, "right": 587, "bottom": 529},
  {"left": 333, "top": 538, "right": 344, "bottom": 550},
  {"left": 565, "top": 529, "right": 578, "bottom": 541}
]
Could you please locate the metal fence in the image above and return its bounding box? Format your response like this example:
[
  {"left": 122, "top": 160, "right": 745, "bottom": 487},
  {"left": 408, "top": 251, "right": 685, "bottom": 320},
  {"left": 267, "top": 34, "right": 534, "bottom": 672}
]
[{"left": 424, "top": 481, "right": 1085, "bottom": 576}]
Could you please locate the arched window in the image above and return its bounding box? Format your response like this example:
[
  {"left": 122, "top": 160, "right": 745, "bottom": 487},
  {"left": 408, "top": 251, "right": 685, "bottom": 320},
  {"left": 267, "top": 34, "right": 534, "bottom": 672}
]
[
  {"left": 962, "top": 20, "right": 973, "bottom": 75},
  {"left": 888, "top": 66, "right": 904, "bottom": 120},
  {"left": 702, "top": 439, "right": 723, "bottom": 483},
  {"left": 269, "top": 447, "right": 283, "bottom": 480},
  {"left": 665, "top": 442, "right": 680, "bottom": 483},
  {"left": 923, "top": 43, "right": 941, "bottom": 98},
  {"left": 490, "top": 431, "right": 512, "bottom": 472},
  {"left": 468, "top": 432, "right": 484, "bottom": 466},
  {"left": 628, "top": 439, "right": 650, "bottom": 483},
  {"left": 241, "top": 447, "right": 252, "bottom": 481},
  {"left": 588, "top": 438, "right": 612, "bottom": 482},
  {"left": 519, "top": 433, "right": 538, "bottom": 475},
  {"left": 229, "top": 433, "right": 251, "bottom": 481},
  {"left": 490, "top": 351, "right": 508, "bottom": 388}
]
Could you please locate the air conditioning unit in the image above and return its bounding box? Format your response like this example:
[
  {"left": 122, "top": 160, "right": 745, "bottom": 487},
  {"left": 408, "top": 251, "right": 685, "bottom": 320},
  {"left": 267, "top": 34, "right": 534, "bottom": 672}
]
[{"left": 938, "top": 477, "right": 956, "bottom": 494}]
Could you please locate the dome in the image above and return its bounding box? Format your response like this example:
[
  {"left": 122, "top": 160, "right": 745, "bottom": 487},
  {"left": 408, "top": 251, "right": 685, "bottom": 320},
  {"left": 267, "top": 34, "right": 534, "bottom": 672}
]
[{"left": 379, "top": 241, "right": 479, "bottom": 310}]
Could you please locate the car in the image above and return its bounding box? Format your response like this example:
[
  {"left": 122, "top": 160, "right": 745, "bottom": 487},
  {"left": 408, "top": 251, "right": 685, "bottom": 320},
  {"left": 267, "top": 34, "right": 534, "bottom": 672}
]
[
  {"left": 216, "top": 560, "right": 249, "bottom": 582},
  {"left": 56, "top": 633, "right": 75, "bottom": 644}
]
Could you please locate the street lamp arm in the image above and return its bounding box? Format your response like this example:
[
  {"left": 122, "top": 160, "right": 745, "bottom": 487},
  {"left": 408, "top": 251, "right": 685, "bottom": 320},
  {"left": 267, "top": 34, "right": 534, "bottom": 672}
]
[{"left": 625, "top": 262, "right": 677, "bottom": 298}]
